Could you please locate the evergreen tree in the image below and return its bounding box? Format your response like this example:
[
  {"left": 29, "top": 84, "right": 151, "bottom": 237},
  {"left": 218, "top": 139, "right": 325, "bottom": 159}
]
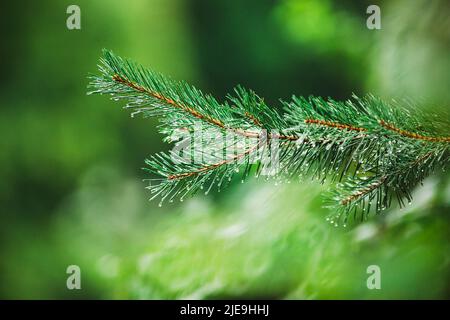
[{"left": 89, "top": 49, "right": 449, "bottom": 225}]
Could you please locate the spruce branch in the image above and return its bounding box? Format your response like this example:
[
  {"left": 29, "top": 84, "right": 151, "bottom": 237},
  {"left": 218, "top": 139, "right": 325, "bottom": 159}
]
[{"left": 88, "top": 49, "right": 450, "bottom": 224}]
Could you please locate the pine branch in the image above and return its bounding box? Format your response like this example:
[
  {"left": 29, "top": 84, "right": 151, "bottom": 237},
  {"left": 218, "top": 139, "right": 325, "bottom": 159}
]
[{"left": 88, "top": 49, "right": 450, "bottom": 224}]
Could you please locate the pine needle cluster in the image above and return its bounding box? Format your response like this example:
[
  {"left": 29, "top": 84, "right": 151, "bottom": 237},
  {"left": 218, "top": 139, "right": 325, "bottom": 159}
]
[{"left": 89, "top": 49, "right": 450, "bottom": 225}]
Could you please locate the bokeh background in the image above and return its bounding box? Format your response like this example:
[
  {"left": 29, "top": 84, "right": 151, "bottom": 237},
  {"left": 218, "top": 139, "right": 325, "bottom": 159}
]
[{"left": 1, "top": 0, "right": 449, "bottom": 299}]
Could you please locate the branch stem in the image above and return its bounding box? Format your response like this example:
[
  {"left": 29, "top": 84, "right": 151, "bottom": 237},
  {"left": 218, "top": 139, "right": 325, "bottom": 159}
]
[{"left": 379, "top": 120, "right": 450, "bottom": 143}]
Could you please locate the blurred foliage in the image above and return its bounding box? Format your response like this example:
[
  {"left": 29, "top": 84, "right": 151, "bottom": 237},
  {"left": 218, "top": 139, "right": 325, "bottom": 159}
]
[
  {"left": 0, "top": 0, "right": 449, "bottom": 299},
  {"left": 3, "top": 167, "right": 449, "bottom": 299},
  {"left": 367, "top": 0, "right": 450, "bottom": 106}
]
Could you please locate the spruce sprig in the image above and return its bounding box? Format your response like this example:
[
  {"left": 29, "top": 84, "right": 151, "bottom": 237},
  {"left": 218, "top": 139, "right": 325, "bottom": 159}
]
[{"left": 88, "top": 49, "right": 450, "bottom": 225}]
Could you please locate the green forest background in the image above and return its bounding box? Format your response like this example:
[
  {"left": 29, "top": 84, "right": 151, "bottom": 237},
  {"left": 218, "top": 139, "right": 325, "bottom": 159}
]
[{"left": 1, "top": 0, "right": 449, "bottom": 299}]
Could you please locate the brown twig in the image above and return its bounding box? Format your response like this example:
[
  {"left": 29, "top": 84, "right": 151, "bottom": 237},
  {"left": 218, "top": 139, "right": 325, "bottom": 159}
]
[
  {"left": 113, "top": 74, "right": 300, "bottom": 142},
  {"left": 379, "top": 120, "right": 450, "bottom": 143},
  {"left": 341, "top": 176, "right": 387, "bottom": 206},
  {"left": 305, "top": 119, "right": 367, "bottom": 132},
  {"left": 167, "top": 143, "right": 260, "bottom": 180},
  {"left": 244, "top": 112, "right": 262, "bottom": 127},
  {"left": 113, "top": 74, "right": 225, "bottom": 128}
]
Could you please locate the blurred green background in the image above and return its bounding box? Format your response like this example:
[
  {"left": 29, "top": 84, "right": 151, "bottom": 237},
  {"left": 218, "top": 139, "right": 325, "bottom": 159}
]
[{"left": 0, "top": 0, "right": 449, "bottom": 299}]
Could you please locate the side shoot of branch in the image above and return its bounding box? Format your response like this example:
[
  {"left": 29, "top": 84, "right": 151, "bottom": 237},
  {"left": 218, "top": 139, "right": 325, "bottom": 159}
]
[{"left": 89, "top": 49, "right": 450, "bottom": 225}]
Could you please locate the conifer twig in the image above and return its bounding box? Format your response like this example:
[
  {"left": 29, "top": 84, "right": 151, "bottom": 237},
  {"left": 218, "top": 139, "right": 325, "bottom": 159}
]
[{"left": 88, "top": 49, "right": 450, "bottom": 224}]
